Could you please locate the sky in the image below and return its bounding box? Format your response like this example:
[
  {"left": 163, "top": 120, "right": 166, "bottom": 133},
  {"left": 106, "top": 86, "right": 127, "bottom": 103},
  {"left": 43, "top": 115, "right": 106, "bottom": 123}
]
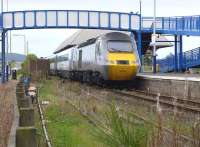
[{"left": 3, "top": 0, "right": 200, "bottom": 58}]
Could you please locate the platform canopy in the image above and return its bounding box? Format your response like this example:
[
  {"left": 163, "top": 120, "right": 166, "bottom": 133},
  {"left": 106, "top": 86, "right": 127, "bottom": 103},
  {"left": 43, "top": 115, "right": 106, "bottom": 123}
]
[
  {"left": 149, "top": 34, "right": 173, "bottom": 49},
  {"left": 54, "top": 29, "right": 130, "bottom": 54}
]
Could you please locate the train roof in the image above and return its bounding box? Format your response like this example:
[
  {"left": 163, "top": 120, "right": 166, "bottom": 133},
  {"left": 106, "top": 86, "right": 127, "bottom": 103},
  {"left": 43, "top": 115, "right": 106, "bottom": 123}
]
[
  {"left": 54, "top": 29, "right": 129, "bottom": 54},
  {"left": 54, "top": 29, "right": 173, "bottom": 54}
]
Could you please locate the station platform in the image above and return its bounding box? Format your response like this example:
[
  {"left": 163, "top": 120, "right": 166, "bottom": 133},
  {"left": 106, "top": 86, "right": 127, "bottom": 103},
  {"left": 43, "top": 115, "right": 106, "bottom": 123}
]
[
  {"left": 137, "top": 73, "right": 200, "bottom": 82},
  {"left": 135, "top": 73, "right": 200, "bottom": 101}
]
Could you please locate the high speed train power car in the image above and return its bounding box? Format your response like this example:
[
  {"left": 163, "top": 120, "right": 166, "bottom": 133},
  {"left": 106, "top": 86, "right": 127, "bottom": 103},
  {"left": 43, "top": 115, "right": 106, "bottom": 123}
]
[{"left": 50, "top": 32, "right": 140, "bottom": 84}]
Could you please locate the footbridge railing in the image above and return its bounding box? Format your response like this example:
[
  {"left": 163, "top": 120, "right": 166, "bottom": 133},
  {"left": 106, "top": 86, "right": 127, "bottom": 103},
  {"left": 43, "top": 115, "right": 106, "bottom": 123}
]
[
  {"left": 142, "top": 16, "right": 200, "bottom": 36},
  {"left": 2, "top": 10, "right": 140, "bottom": 31},
  {"left": 158, "top": 47, "right": 200, "bottom": 72}
]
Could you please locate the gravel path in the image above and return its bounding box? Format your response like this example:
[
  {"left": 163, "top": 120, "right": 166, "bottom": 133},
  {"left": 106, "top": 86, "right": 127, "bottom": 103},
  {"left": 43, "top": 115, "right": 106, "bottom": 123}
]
[{"left": 0, "top": 81, "right": 17, "bottom": 147}]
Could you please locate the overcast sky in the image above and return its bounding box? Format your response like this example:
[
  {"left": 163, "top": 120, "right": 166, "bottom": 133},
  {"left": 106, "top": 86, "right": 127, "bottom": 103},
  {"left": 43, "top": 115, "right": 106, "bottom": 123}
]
[{"left": 4, "top": 0, "right": 200, "bottom": 58}]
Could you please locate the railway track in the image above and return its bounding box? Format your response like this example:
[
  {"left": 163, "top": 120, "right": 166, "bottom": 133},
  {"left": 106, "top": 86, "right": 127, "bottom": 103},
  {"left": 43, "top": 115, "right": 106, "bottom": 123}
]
[
  {"left": 110, "top": 89, "right": 200, "bottom": 114},
  {"left": 67, "top": 79, "right": 200, "bottom": 114},
  {"left": 79, "top": 88, "right": 195, "bottom": 144},
  {"left": 60, "top": 80, "right": 199, "bottom": 144},
  {"left": 62, "top": 78, "right": 200, "bottom": 114}
]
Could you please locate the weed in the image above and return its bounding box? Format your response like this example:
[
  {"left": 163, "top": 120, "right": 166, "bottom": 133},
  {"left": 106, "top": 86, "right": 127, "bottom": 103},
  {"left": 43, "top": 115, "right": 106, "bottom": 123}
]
[{"left": 94, "top": 102, "right": 149, "bottom": 147}]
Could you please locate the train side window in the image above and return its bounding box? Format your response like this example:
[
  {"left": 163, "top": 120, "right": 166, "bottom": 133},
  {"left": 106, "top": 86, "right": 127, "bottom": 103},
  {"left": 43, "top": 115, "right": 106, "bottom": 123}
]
[{"left": 65, "top": 54, "right": 69, "bottom": 61}]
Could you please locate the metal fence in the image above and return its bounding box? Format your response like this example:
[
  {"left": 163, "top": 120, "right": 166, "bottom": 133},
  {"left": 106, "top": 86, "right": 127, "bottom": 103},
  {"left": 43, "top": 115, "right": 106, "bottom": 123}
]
[
  {"left": 142, "top": 16, "right": 200, "bottom": 35},
  {"left": 157, "top": 47, "right": 200, "bottom": 72}
]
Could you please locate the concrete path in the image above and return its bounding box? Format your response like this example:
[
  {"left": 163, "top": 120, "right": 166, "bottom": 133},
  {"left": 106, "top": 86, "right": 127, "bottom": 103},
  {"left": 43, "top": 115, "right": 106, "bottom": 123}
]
[{"left": 138, "top": 73, "right": 200, "bottom": 82}]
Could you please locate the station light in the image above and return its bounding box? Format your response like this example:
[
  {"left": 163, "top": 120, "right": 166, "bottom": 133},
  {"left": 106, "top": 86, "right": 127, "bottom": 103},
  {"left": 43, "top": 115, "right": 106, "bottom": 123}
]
[{"left": 153, "top": 0, "right": 157, "bottom": 73}]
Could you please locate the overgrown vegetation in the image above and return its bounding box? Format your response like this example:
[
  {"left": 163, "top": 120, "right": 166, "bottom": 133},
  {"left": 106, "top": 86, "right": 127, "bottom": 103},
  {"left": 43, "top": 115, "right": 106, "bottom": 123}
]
[
  {"left": 37, "top": 79, "right": 108, "bottom": 147},
  {"left": 36, "top": 78, "right": 200, "bottom": 147},
  {"left": 21, "top": 54, "right": 37, "bottom": 75},
  {"left": 95, "top": 102, "right": 149, "bottom": 147}
]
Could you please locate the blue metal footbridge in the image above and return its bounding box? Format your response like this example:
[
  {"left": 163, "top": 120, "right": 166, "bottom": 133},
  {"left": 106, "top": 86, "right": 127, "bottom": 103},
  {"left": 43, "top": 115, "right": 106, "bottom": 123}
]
[
  {"left": 158, "top": 47, "right": 200, "bottom": 73},
  {"left": 1, "top": 10, "right": 200, "bottom": 83}
]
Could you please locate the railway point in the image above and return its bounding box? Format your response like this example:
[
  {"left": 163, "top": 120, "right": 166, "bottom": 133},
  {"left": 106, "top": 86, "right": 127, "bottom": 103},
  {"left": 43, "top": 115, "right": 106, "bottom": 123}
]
[{"left": 0, "top": 0, "right": 200, "bottom": 147}]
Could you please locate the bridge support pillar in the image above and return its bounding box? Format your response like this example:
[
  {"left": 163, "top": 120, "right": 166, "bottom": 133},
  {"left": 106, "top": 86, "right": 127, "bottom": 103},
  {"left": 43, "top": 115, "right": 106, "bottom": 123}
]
[
  {"left": 174, "top": 35, "right": 178, "bottom": 72},
  {"left": 137, "top": 31, "right": 142, "bottom": 69},
  {"left": 153, "top": 55, "right": 156, "bottom": 73},
  {"left": 1, "top": 31, "right": 6, "bottom": 83},
  {"left": 178, "top": 35, "right": 183, "bottom": 72}
]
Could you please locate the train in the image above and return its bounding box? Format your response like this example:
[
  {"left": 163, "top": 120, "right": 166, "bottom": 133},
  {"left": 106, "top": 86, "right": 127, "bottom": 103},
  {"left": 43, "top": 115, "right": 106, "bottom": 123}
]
[{"left": 50, "top": 31, "right": 141, "bottom": 85}]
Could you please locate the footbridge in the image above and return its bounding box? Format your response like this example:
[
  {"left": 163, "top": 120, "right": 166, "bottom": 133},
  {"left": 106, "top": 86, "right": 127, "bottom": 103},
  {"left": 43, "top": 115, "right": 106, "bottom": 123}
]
[
  {"left": 142, "top": 16, "right": 200, "bottom": 73},
  {"left": 1, "top": 10, "right": 200, "bottom": 83}
]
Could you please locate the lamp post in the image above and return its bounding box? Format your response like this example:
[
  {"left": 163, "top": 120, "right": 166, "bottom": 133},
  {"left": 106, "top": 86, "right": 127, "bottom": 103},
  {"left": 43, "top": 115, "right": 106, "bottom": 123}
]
[
  {"left": 1, "top": 0, "right": 3, "bottom": 12},
  {"left": 139, "top": 0, "right": 142, "bottom": 72},
  {"left": 152, "top": 0, "right": 157, "bottom": 73},
  {"left": 13, "top": 34, "right": 28, "bottom": 55},
  {"left": 6, "top": 0, "right": 12, "bottom": 53}
]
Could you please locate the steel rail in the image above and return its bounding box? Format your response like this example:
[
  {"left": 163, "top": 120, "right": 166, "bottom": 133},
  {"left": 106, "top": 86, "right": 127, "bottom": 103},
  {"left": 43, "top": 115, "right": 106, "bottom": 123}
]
[
  {"left": 112, "top": 89, "right": 200, "bottom": 114},
  {"left": 37, "top": 86, "right": 52, "bottom": 147},
  {"left": 82, "top": 90, "right": 194, "bottom": 143}
]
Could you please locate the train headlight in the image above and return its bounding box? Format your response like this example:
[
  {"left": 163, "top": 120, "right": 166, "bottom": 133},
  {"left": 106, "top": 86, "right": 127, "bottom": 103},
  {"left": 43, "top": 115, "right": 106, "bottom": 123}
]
[
  {"left": 109, "top": 60, "right": 115, "bottom": 64},
  {"left": 131, "top": 60, "right": 140, "bottom": 66},
  {"left": 131, "top": 61, "right": 137, "bottom": 64},
  {"left": 105, "top": 60, "right": 115, "bottom": 64}
]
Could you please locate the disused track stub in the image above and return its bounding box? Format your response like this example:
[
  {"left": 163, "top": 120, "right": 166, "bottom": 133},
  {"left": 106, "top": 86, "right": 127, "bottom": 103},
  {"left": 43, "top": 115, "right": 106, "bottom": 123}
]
[{"left": 0, "top": 81, "right": 17, "bottom": 147}]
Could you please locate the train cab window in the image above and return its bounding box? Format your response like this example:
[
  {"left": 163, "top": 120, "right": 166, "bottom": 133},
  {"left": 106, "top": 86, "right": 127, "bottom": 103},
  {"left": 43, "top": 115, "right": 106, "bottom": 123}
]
[{"left": 107, "top": 41, "right": 133, "bottom": 52}]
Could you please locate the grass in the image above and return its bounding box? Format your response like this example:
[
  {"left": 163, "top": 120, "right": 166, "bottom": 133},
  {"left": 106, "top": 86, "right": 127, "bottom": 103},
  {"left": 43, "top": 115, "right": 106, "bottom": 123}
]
[
  {"left": 36, "top": 78, "right": 200, "bottom": 147},
  {"left": 37, "top": 78, "right": 108, "bottom": 147},
  {"left": 94, "top": 102, "right": 150, "bottom": 147}
]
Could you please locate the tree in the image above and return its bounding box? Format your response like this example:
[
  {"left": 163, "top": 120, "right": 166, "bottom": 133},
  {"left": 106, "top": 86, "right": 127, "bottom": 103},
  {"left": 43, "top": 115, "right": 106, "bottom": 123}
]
[
  {"left": 9, "top": 60, "right": 16, "bottom": 69},
  {"left": 21, "top": 54, "right": 37, "bottom": 75}
]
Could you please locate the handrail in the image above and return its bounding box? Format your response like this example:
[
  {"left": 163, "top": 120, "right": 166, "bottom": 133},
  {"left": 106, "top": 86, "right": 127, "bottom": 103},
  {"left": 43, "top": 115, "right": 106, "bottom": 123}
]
[
  {"left": 158, "top": 47, "right": 200, "bottom": 72},
  {"left": 142, "top": 15, "right": 200, "bottom": 35}
]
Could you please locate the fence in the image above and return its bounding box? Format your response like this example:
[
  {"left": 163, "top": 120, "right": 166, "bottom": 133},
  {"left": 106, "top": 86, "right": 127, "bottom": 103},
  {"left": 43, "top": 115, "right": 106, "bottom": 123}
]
[
  {"left": 142, "top": 16, "right": 200, "bottom": 35},
  {"left": 157, "top": 47, "right": 200, "bottom": 72}
]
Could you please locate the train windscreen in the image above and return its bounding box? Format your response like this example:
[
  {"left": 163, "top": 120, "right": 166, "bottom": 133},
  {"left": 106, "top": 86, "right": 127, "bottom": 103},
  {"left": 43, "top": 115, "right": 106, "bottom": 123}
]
[{"left": 107, "top": 41, "right": 133, "bottom": 52}]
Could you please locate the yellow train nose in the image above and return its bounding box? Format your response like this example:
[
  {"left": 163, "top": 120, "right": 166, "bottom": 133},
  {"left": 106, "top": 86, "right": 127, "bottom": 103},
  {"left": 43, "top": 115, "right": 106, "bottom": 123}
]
[
  {"left": 107, "top": 53, "right": 138, "bottom": 81},
  {"left": 108, "top": 64, "right": 137, "bottom": 80}
]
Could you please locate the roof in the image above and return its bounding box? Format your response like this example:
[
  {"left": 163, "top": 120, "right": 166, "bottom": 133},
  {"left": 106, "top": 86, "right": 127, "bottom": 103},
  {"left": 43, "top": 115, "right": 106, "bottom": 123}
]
[
  {"left": 54, "top": 29, "right": 173, "bottom": 54},
  {"left": 54, "top": 29, "right": 129, "bottom": 54},
  {"left": 149, "top": 35, "right": 173, "bottom": 49}
]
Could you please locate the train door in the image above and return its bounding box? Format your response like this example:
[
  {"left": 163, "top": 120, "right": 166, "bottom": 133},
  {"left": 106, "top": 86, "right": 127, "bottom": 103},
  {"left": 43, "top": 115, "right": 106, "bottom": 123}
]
[
  {"left": 55, "top": 55, "right": 58, "bottom": 73},
  {"left": 95, "top": 41, "right": 101, "bottom": 64},
  {"left": 70, "top": 48, "right": 74, "bottom": 70},
  {"left": 78, "top": 50, "right": 82, "bottom": 69}
]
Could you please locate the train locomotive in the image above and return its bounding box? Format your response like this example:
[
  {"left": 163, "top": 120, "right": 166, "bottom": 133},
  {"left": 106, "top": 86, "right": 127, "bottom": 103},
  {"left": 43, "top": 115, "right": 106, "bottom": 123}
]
[{"left": 50, "top": 31, "right": 141, "bottom": 84}]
